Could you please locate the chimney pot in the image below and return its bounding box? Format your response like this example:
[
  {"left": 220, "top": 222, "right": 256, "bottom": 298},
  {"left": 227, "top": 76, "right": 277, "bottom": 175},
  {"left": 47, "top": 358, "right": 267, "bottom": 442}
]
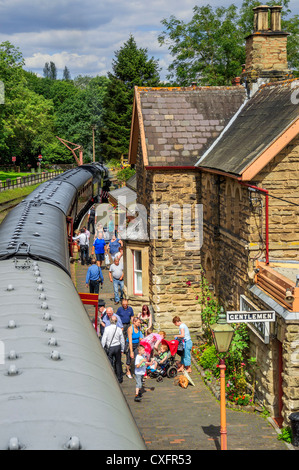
[
  {"left": 270, "top": 5, "right": 282, "bottom": 31},
  {"left": 253, "top": 5, "right": 270, "bottom": 32}
]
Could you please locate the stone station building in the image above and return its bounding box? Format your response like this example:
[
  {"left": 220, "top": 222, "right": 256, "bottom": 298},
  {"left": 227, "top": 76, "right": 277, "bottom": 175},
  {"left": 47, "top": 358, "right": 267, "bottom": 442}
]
[{"left": 122, "top": 5, "right": 299, "bottom": 427}]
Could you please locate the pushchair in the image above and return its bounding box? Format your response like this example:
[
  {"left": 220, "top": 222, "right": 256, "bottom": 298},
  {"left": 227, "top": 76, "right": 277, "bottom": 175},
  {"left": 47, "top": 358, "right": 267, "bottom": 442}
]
[{"left": 147, "top": 339, "right": 179, "bottom": 382}]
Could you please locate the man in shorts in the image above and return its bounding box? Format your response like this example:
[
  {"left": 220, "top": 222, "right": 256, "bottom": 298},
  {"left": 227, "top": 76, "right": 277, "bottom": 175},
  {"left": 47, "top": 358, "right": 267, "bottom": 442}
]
[{"left": 92, "top": 232, "right": 107, "bottom": 268}]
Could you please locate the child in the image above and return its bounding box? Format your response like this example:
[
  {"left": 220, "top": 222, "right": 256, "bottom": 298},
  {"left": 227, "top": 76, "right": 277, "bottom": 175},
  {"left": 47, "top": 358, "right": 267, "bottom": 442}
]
[
  {"left": 148, "top": 343, "right": 169, "bottom": 371},
  {"left": 134, "top": 345, "right": 152, "bottom": 402}
]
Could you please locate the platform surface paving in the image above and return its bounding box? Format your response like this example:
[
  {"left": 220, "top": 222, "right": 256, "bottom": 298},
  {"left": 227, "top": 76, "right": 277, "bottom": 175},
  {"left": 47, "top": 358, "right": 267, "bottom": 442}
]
[{"left": 71, "top": 237, "right": 291, "bottom": 451}]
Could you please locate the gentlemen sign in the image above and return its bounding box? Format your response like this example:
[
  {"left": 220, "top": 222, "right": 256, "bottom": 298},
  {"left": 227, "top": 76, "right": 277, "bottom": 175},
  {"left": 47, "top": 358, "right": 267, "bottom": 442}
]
[{"left": 226, "top": 311, "right": 275, "bottom": 323}]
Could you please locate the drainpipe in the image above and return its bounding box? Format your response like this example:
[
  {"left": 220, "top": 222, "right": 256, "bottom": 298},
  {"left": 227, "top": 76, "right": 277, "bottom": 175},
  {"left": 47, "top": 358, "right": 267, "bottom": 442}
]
[{"left": 239, "top": 181, "right": 269, "bottom": 265}]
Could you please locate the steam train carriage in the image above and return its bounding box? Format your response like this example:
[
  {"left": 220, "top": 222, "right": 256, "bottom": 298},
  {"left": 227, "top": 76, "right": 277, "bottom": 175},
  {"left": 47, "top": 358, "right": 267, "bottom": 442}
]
[{"left": 0, "top": 164, "right": 145, "bottom": 450}]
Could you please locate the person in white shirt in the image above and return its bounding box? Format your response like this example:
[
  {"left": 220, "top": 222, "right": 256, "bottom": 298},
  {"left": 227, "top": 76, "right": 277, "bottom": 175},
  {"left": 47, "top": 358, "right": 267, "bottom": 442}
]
[
  {"left": 72, "top": 228, "right": 89, "bottom": 265},
  {"left": 101, "top": 314, "right": 125, "bottom": 383},
  {"left": 82, "top": 226, "right": 90, "bottom": 242}
]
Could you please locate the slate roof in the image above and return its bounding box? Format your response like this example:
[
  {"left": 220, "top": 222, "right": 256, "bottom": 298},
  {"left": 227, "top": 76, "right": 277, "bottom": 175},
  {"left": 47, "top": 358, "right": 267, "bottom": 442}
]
[
  {"left": 126, "top": 173, "right": 137, "bottom": 191},
  {"left": 109, "top": 186, "right": 137, "bottom": 205},
  {"left": 197, "top": 80, "right": 299, "bottom": 176},
  {"left": 134, "top": 86, "right": 247, "bottom": 167}
]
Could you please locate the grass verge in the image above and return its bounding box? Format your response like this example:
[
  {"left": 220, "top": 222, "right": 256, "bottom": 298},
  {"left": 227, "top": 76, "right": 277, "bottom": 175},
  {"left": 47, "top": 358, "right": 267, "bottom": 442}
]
[{"left": 0, "top": 184, "right": 40, "bottom": 204}]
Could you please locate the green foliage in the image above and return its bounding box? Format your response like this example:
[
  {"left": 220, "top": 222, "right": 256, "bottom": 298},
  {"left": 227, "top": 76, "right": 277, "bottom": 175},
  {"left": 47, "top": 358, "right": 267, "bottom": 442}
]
[
  {"left": 198, "top": 345, "right": 219, "bottom": 374},
  {"left": 116, "top": 167, "right": 136, "bottom": 182},
  {"left": 54, "top": 76, "right": 109, "bottom": 163},
  {"left": 277, "top": 426, "right": 292, "bottom": 443},
  {"left": 188, "top": 268, "right": 221, "bottom": 345},
  {"left": 191, "top": 270, "right": 254, "bottom": 405},
  {"left": 0, "top": 42, "right": 56, "bottom": 166},
  {"left": 158, "top": 0, "right": 299, "bottom": 85},
  {"left": 100, "top": 35, "right": 161, "bottom": 161},
  {"left": 158, "top": 4, "right": 245, "bottom": 85}
]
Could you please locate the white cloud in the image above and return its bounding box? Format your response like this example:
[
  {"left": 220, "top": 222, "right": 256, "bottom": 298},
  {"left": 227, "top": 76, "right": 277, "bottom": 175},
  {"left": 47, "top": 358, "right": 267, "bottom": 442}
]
[{"left": 0, "top": 0, "right": 297, "bottom": 80}]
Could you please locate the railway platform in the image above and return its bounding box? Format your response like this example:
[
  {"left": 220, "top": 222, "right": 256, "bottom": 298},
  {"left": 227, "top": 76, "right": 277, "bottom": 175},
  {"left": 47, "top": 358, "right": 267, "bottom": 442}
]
[{"left": 71, "top": 237, "right": 291, "bottom": 451}]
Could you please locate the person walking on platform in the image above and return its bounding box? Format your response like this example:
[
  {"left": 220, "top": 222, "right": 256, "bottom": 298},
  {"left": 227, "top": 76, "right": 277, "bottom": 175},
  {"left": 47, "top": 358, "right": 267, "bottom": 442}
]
[
  {"left": 109, "top": 257, "right": 124, "bottom": 305},
  {"left": 101, "top": 315, "right": 125, "bottom": 383},
  {"left": 108, "top": 215, "right": 115, "bottom": 240},
  {"left": 92, "top": 232, "right": 107, "bottom": 268},
  {"left": 101, "top": 306, "right": 123, "bottom": 330},
  {"left": 116, "top": 299, "right": 134, "bottom": 341},
  {"left": 85, "top": 259, "right": 104, "bottom": 294},
  {"left": 87, "top": 205, "right": 96, "bottom": 234},
  {"left": 98, "top": 299, "right": 106, "bottom": 337},
  {"left": 108, "top": 234, "right": 123, "bottom": 261},
  {"left": 73, "top": 228, "right": 89, "bottom": 266}
]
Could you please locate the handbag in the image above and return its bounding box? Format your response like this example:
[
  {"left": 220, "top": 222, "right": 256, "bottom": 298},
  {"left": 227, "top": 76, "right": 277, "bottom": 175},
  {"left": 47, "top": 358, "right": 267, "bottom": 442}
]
[
  {"left": 105, "top": 253, "right": 110, "bottom": 265},
  {"left": 177, "top": 339, "right": 185, "bottom": 357},
  {"left": 104, "top": 325, "right": 117, "bottom": 354}
]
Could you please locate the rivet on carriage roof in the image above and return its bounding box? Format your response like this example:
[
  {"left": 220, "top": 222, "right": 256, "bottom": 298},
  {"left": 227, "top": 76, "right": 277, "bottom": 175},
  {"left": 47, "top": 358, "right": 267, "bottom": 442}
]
[
  {"left": 51, "top": 350, "right": 60, "bottom": 361},
  {"left": 48, "top": 337, "right": 57, "bottom": 346},
  {"left": 7, "top": 364, "right": 19, "bottom": 376},
  {"left": 8, "top": 350, "right": 18, "bottom": 360},
  {"left": 8, "top": 437, "right": 21, "bottom": 450},
  {"left": 65, "top": 436, "right": 81, "bottom": 450}
]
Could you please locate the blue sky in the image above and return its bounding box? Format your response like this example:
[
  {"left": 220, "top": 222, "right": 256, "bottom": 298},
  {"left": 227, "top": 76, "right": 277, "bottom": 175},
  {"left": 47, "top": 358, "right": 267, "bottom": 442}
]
[{"left": 0, "top": 0, "right": 298, "bottom": 80}]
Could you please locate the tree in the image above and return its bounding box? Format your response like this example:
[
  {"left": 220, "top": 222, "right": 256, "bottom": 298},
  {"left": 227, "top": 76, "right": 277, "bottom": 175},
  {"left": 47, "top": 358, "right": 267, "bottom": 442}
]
[
  {"left": 43, "top": 62, "right": 50, "bottom": 78},
  {"left": 158, "top": 0, "right": 299, "bottom": 86},
  {"left": 63, "top": 66, "right": 71, "bottom": 81},
  {"left": 0, "top": 42, "right": 55, "bottom": 166},
  {"left": 158, "top": 4, "right": 245, "bottom": 86},
  {"left": 100, "top": 35, "right": 160, "bottom": 161},
  {"left": 49, "top": 61, "right": 57, "bottom": 80},
  {"left": 55, "top": 76, "right": 109, "bottom": 163}
]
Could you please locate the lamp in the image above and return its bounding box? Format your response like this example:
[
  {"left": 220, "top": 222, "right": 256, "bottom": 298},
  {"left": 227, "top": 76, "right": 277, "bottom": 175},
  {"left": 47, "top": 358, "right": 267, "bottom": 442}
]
[
  {"left": 210, "top": 307, "right": 234, "bottom": 451},
  {"left": 210, "top": 307, "right": 234, "bottom": 353}
]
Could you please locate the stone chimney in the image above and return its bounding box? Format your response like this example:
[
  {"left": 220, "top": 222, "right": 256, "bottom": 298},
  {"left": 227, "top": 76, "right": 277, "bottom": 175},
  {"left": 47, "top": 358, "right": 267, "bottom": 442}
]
[{"left": 242, "top": 5, "right": 292, "bottom": 93}]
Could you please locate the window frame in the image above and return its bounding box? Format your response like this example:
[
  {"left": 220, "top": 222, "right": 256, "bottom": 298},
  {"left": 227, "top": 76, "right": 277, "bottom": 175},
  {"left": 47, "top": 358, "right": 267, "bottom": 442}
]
[{"left": 133, "top": 249, "right": 143, "bottom": 296}]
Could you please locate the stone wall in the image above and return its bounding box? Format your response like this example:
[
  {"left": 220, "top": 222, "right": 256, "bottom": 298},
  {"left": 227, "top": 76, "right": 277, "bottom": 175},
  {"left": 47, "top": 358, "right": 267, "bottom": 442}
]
[
  {"left": 254, "top": 135, "right": 299, "bottom": 260},
  {"left": 149, "top": 170, "right": 203, "bottom": 332},
  {"left": 135, "top": 153, "right": 203, "bottom": 332},
  {"left": 245, "top": 289, "right": 299, "bottom": 424},
  {"left": 245, "top": 34, "right": 289, "bottom": 73},
  {"left": 200, "top": 172, "right": 251, "bottom": 310},
  {"left": 200, "top": 138, "right": 299, "bottom": 424}
]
